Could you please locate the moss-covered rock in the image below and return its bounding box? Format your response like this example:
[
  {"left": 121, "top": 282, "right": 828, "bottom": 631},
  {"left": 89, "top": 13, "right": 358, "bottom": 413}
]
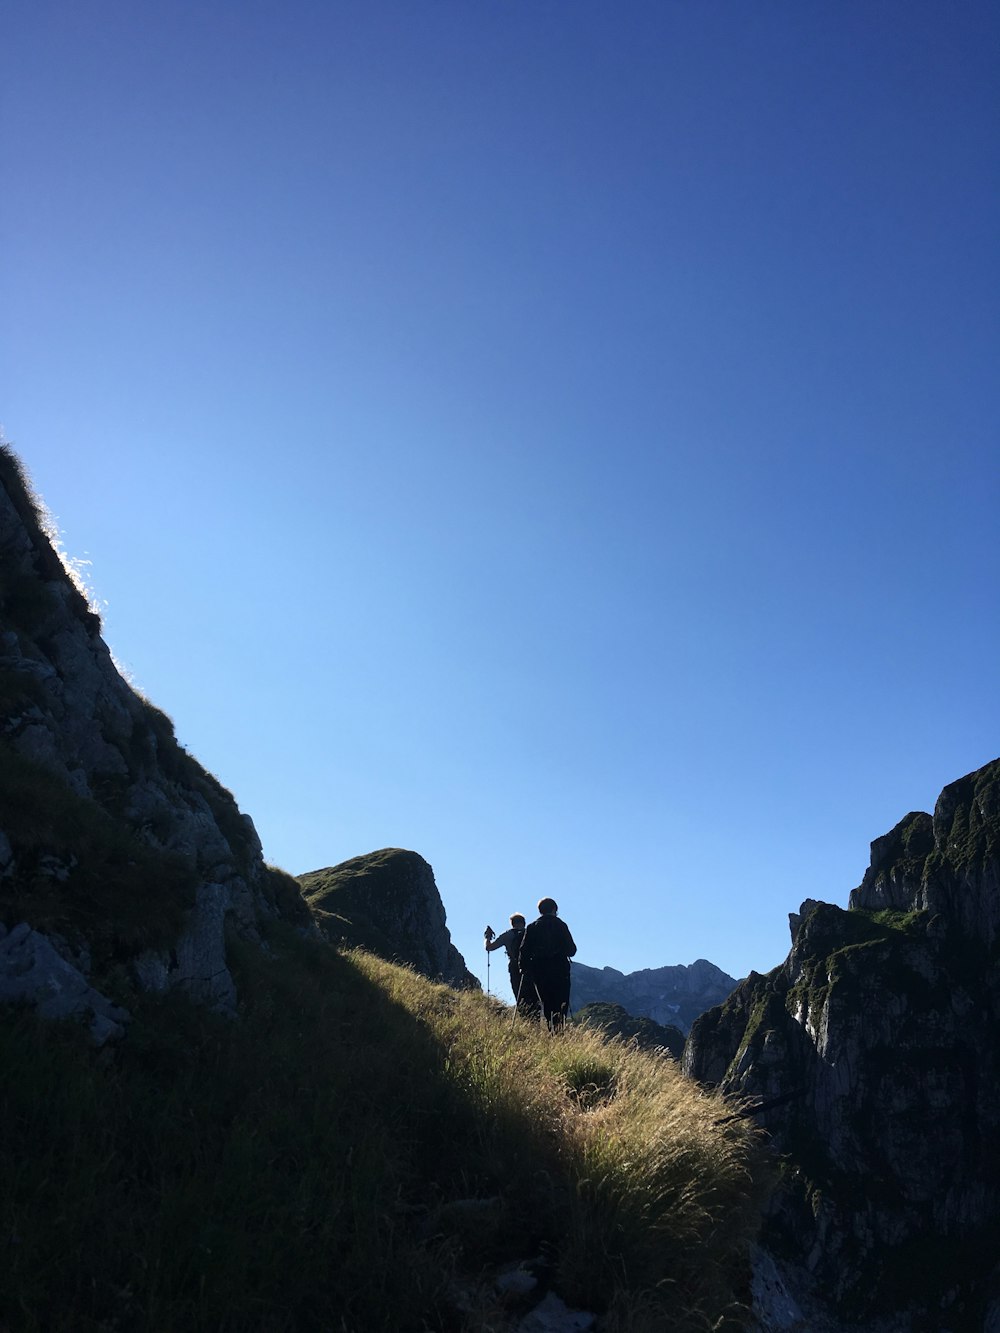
[
  {"left": 851, "top": 758, "right": 1000, "bottom": 944},
  {"left": 298, "top": 849, "right": 476, "bottom": 988}
]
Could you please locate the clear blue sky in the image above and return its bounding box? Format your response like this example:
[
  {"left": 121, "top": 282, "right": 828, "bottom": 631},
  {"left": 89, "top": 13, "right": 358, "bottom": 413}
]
[{"left": 2, "top": 1, "right": 998, "bottom": 990}]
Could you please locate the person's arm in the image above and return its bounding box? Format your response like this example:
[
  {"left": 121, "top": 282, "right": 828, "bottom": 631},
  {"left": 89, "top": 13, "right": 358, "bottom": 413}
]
[
  {"left": 486, "top": 929, "right": 512, "bottom": 953},
  {"left": 562, "top": 921, "right": 577, "bottom": 958}
]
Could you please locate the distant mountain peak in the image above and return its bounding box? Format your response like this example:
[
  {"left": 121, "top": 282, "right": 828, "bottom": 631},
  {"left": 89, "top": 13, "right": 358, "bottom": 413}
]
[{"left": 571, "top": 957, "right": 739, "bottom": 1035}]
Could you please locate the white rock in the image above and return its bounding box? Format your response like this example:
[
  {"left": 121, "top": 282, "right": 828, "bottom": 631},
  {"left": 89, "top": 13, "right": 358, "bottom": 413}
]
[
  {"left": 518, "top": 1292, "right": 595, "bottom": 1332},
  {"left": 0, "top": 922, "right": 130, "bottom": 1043}
]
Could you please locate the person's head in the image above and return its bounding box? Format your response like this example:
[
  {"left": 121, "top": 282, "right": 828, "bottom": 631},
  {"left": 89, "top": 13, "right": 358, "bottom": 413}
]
[
  {"left": 537, "top": 897, "right": 558, "bottom": 916},
  {"left": 510, "top": 913, "right": 526, "bottom": 928}
]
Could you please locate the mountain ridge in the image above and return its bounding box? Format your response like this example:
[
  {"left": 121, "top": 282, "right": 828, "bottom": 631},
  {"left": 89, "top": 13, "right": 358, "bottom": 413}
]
[
  {"left": 685, "top": 755, "right": 1000, "bottom": 1329},
  {"left": 570, "top": 955, "right": 739, "bottom": 1034}
]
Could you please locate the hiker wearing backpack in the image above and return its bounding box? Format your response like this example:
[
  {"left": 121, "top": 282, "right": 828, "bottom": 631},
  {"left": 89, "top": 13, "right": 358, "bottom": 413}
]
[
  {"left": 485, "top": 913, "right": 538, "bottom": 1014},
  {"left": 519, "top": 898, "right": 577, "bottom": 1030}
]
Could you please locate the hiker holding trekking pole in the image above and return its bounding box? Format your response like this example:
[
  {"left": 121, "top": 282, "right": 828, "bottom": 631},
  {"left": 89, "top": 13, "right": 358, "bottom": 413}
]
[
  {"left": 485, "top": 913, "right": 538, "bottom": 1015},
  {"left": 519, "top": 898, "right": 577, "bottom": 1031}
]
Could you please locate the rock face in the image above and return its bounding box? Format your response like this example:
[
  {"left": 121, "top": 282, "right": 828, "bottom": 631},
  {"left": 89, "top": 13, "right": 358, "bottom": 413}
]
[
  {"left": 298, "top": 848, "right": 477, "bottom": 988},
  {"left": 685, "top": 757, "right": 1000, "bottom": 1330},
  {"left": 570, "top": 957, "right": 739, "bottom": 1035},
  {"left": 0, "top": 919, "right": 131, "bottom": 1043},
  {"left": 0, "top": 446, "right": 311, "bottom": 1031}
]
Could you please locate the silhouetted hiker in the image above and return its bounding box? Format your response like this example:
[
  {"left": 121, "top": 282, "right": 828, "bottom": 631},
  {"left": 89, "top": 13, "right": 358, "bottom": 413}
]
[
  {"left": 519, "top": 898, "right": 577, "bottom": 1030},
  {"left": 485, "top": 913, "right": 539, "bottom": 1014}
]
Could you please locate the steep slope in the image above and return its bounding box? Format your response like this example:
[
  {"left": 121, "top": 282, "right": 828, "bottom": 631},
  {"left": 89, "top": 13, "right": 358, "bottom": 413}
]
[
  {"left": 571, "top": 956, "right": 739, "bottom": 1034},
  {"left": 0, "top": 446, "right": 310, "bottom": 1027},
  {"left": 297, "top": 848, "right": 476, "bottom": 988},
  {"left": 685, "top": 757, "right": 1000, "bottom": 1329}
]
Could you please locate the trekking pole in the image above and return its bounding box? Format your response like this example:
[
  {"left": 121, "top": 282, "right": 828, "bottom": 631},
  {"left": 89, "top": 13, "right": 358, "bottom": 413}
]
[{"left": 484, "top": 925, "right": 494, "bottom": 997}]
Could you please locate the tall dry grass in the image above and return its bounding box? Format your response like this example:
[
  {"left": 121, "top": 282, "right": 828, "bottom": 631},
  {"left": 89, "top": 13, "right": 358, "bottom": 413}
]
[
  {"left": 2, "top": 928, "right": 768, "bottom": 1331},
  {"left": 357, "top": 950, "right": 769, "bottom": 1330}
]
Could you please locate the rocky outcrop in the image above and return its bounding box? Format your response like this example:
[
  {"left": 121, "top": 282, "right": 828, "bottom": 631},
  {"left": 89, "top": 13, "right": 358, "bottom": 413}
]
[
  {"left": 570, "top": 957, "right": 738, "bottom": 1035},
  {"left": 685, "top": 757, "right": 1000, "bottom": 1330},
  {"left": 298, "top": 848, "right": 477, "bottom": 988},
  {"left": 0, "top": 446, "right": 312, "bottom": 1028},
  {"left": 0, "top": 919, "right": 130, "bottom": 1043},
  {"left": 850, "top": 763, "right": 1000, "bottom": 943},
  {"left": 572, "top": 1001, "right": 684, "bottom": 1059}
]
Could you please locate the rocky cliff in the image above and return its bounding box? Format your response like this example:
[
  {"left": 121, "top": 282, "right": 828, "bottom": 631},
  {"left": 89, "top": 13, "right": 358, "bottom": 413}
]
[
  {"left": 570, "top": 956, "right": 739, "bottom": 1035},
  {"left": 298, "top": 848, "right": 478, "bottom": 988},
  {"left": 0, "top": 446, "right": 311, "bottom": 1035},
  {"left": 685, "top": 757, "right": 1000, "bottom": 1330}
]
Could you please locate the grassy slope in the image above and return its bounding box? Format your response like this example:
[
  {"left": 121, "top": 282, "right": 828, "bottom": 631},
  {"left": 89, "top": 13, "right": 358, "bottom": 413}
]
[{"left": 1, "top": 927, "right": 769, "bottom": 1333}]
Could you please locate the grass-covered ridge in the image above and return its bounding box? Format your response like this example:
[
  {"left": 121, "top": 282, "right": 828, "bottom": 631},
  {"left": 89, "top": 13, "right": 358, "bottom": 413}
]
[
  {"left": 298, "top": 848, "right": 474, "bottom": 983},
  {"left": 298, "top": 849, "right": 419, "bottom": 959},
  {"left": 2, "top": 927, "right": 769, "bottom": 1332}
]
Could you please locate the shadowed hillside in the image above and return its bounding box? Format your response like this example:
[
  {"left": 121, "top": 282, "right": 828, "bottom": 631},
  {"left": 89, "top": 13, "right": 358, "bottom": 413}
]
[{"left": 2, "top": 927, "right": 769, "bottom": 1332}]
